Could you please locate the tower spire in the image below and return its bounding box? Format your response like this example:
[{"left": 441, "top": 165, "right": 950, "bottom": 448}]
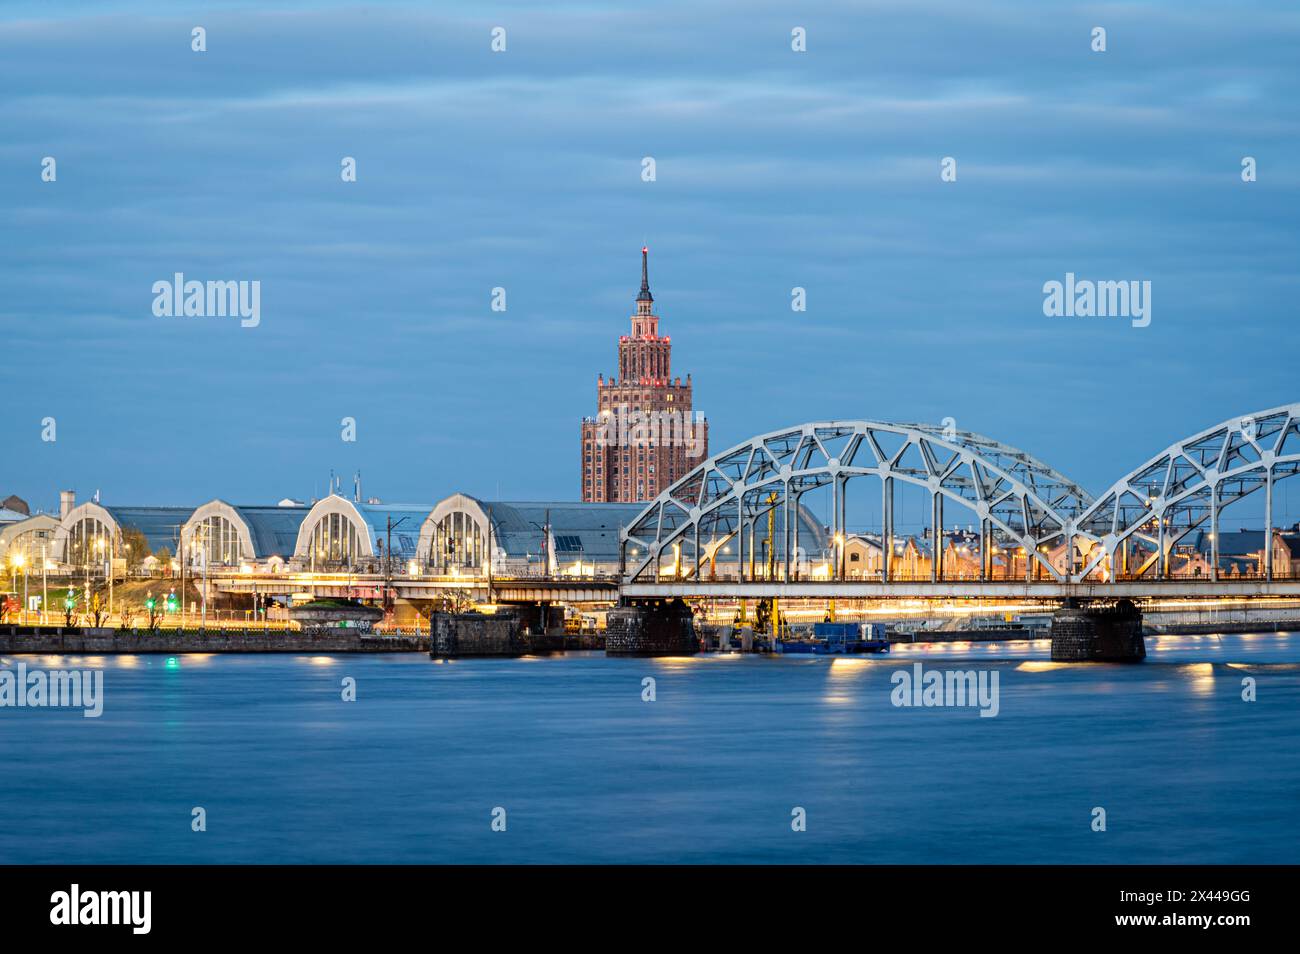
[{"left": 637, "top": 246, "right": 653, "bottom": 303}]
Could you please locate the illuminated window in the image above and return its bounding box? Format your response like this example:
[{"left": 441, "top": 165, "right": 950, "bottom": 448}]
[
  {"left": 308, "top": 512, "right": 364, "bottom": 570},
  {"left": 66, "top": 516, "right": 114, "bottom": 566},
  {"left": 190, "top": 515, "right": 244, "bottom": 566}
]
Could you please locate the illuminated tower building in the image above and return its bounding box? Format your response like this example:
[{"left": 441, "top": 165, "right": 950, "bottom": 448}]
[{"left": 580, "top": 248, "right": 708, "bottom": 502}]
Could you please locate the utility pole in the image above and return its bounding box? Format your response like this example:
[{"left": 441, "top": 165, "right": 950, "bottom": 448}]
[
  {"left": 200, "top": 527, "right": 208, "bottom": 629},
  {"left": 386, "top": 516, "right": 409, "bottom": 582},
  {"left": 486, "top": 505, "right": 495, "bottom": 604},
  {"left": 178, "top": 525, "right": 185, "bottom": 630},
  {"left": 385, "top": 515, "right": 409, "bottom": 626}
]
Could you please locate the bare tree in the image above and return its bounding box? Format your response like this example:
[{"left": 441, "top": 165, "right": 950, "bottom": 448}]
[{"left": 90, "top": 592, "right": 107, "bottom": 628}]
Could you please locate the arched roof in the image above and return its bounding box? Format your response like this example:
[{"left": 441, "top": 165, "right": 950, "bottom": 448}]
[
  {"left": 293, "top": 495, "right": 431, "bottom": 560},
  {"left": 53, "top": 501, "right": 194, "bottom": 560},
  {"left": 0, "top": 513, "right": 61, "bottom": 558},
  {"left": 420, "top": 493, "right": 645, "bottom": 564},
  {"left": 184, "top": 499, "right": 309, "bottom": 559}
]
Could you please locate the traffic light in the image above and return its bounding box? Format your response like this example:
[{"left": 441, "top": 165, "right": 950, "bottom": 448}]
[
  {"left": 145, "top": 592, "right": 156, "bottom": 612},
  {"left": 166, "top": 590, "right": 177, "bottom": 614},
  {"left": 64, "top": 587, "right": 77, "bottom": 610}
]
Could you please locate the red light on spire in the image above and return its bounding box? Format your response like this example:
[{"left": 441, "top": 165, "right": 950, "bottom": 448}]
[{"left": 642, "top": 246, "right": 648, "bottom": 254}]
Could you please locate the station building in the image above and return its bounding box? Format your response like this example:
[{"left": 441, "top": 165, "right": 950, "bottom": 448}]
[
  {"left": 183, "top": 500, "right": 311, "bottom": 568},
  {"left": 418, "top": 494, "right": 641, "bottom": 578},
  {"left": 291, "top": 496, "right": 429, "bottom": 572},
  {"left": 55, "top": 499, "right": 194, "bottom": 568},
  {"left": 14, "top": 487, "right": 845, "bottom": 584}
]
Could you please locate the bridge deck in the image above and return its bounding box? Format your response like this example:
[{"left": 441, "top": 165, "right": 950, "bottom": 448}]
[
  {"left": 620, "top": 580, "right": 1300, "bottom": 600},
  {"left": 206, "top": 572, "right": 1300, "bottom": 603}
]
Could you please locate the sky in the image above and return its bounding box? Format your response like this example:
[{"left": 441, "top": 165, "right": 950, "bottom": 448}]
[{"left": 1, "top": 0, "right": 1297, "bottom": 515}]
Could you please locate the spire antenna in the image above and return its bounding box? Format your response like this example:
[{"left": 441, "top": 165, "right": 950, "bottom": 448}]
[{"left": 637, "top": 246, "right": 653, "bottom": 303}]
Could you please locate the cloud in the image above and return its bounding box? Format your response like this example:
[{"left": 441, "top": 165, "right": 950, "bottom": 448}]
[{"left": 0, "top": 1, "right": 1297, "bottom": 505}]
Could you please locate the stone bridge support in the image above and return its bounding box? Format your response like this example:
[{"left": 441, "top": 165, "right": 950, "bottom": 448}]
[
  {"left": 605, "top": 599, "right": 698, "bottom": 656},
  {"left": 1050, "top": 599, "right": 1145, "bottom": 662}
]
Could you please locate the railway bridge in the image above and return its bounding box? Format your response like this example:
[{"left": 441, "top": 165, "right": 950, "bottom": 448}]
[
  {"left": 612, "top": 404, "right": 1300, "bottom": 657},
  {"left": 198, "top": 404, "right": 1300, "bottom": 659}
]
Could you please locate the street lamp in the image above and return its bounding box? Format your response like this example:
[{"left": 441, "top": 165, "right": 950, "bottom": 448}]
[
  {"left": 95, "top": 538, "right": 104, "bottom": 584},
  {"left": 191, "top": 525, "right": 208, "bottom": 629},
  {"left": 41, "top": 542, "right": 48, "bottom": 624},
  {"left": 10, "top": 551, "right": 27, "bottom": 624},
  {"left": 95, "top": 534, "right": 116, "bottom": 617},
  {"left": 528, "top": 510, "right": 552, "bottom": 578}
]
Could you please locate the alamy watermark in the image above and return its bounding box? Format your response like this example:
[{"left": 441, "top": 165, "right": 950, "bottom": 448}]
[
  {"left": 1, "top": 662, "right": 103, "bottom": 718},
  {"left": 152, "top": 273, "right": 260, "bottom": 328},
  {"left": 1043, "top": 272, "right": 1150, "bottom": 328},
  {"left": 592, "top": 408, "right": 706, "bottom": 457},
  {"left": 50, "top": 884, "right": 150, "bottom": 934},
  {"left": 890, "top": 663, "right": 999, "bottom": 717}
]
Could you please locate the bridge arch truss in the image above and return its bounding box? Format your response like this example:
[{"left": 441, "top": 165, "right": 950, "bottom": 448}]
[
  {"left": 620, "top": 407, "right": 1300, "bottom": 588},
  {"left": 1070, "top": 404, "right": 1300, "bottom": 583},
  {"left": 620, "top": 421, "right": 1095, "bottom": 585}
]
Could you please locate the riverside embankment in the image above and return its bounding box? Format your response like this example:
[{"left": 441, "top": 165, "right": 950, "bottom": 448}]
[{"left": 0, "top": 625, "right": 427, "bottom": 654}]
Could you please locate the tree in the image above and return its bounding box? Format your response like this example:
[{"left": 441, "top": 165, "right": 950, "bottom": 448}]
[
  {"left": 413, "top": 589, "right": 475, "bottom": 634},
  {"left": 120, "top": 527, "right": 149, "bottom": 569},
  {"left": 440, "top": 588, "right": 475, "bottom": 614}
]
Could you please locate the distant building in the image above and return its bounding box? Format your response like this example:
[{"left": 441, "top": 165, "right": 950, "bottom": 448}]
[
  {"left": 580, "top": 248, "right": 708, "bottom": 503},
  {"left": 1176, "top": 526, "right": 1300, "bottom": 578},
  {"left": 843, "top": 528, "right": 985, "bottom": 581},
  {"left": 1, "top": 494, "right": 30, "bottom": 520},
  {"left": 0, "top": 514, "right": 60, "bottom": 567}
]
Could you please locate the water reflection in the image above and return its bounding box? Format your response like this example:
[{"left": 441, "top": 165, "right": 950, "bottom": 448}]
[{"left": 1, "top": 633, "right": 1298, "bottom": 864}]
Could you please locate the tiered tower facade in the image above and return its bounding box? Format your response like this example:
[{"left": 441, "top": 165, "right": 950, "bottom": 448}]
[{"left": 581, "top": 249, "right": 708, "bottom": 502}]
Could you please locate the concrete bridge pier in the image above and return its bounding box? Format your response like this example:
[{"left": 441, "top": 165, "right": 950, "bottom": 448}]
[
  {"left": 605, "top": 599, "right": 698, "bottom": 656},
  {"left": 1050, "top": 599, "right": 1145, "bottom": 662},
  {"left": 500, "top": 602, "right": 565, "bottom": 637}
]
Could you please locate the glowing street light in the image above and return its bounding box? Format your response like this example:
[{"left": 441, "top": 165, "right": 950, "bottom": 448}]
[{"left": 9, "top": 551, "right": 27, "bottom": 624}]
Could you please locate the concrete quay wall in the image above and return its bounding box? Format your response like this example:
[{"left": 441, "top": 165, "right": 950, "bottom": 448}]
[{"left": 0, "top": 626, "right": 427, "bottom": 654}]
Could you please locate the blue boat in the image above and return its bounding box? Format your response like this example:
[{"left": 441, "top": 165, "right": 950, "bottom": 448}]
[{"left": 774, "top": 622, "right": 891, "bottom": 655}]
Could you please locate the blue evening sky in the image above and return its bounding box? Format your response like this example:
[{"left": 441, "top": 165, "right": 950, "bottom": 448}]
[{"left": 1, "top": 1, "right": 1297, "bottom": 512}]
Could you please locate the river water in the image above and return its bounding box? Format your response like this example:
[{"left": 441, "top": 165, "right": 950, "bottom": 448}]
[{"left": 2, "top": 633, "right": 1297, "bottom": 864}]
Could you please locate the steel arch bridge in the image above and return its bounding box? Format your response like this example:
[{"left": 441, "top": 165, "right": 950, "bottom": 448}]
[{"left": 619, "top": 406, "right": 1300, "bottom": 597}]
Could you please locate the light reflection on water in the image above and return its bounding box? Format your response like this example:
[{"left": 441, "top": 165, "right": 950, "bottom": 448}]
[{"left": 1, "top": 633, "right": 1298, "bottom": 864}]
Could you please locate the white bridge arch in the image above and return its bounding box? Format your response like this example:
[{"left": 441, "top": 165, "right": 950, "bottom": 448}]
[
  {"left": 1070, "top": 404, "right": 1300, "bottom": 582},
  {"left": 621, "top": 421, "right": 1095, "bottom": 585},
  {"left": 620, "top": 408, "right": 1300, "bottom": 586}
]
